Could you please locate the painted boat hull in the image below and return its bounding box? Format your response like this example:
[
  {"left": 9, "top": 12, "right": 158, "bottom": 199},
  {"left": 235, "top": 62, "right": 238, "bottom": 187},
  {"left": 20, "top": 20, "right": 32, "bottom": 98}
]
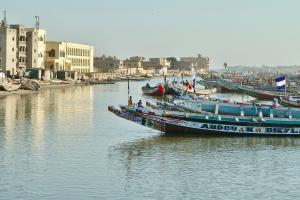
[
  {"left": 237, "top": 86, "right": 276, "bottom": 100},
  {"left": 109, "top": 106, "right": 300, "bottom": 136},
  {"left": 142, "top": 86, "right": 164, "bottom": 95},
  {"left": 278, "top": 98, "right": 300, "bottom": 108},
  {"left": 173, "top": 84, "right": 217, "bottom": 96}
]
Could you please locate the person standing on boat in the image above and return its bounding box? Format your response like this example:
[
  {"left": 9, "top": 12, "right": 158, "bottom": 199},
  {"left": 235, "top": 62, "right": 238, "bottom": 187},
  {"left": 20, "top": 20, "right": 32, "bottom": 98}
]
[
  {"left": 128, "top": 96, "right": 133, "bottom": 106},
  {"left": 251, "top": 103, "right": 257, "bottom": 116},
  {"left": 137, "top": 100, "right": 143, "bottom": 108}
]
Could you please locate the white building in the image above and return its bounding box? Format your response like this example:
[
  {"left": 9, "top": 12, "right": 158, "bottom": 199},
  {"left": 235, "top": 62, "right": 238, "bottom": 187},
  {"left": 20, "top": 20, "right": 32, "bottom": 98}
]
[
  {"left": 149, "top": 58, "right": 171, "bottom": 68},
  {"left": 0, "top": 22, "right": 17, "bottom": 75},
  {"left": 0, "top": 18, "right": 46, "bottom": 75},
  {"left": 25, "top": 28, "right": 46, "bottom": 69}
]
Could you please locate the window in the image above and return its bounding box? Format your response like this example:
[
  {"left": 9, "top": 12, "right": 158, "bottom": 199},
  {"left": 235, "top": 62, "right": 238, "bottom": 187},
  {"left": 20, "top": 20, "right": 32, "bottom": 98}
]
[
  {"left": 59, "top": 50, "right": 65, "bottom": 57},
  {"left": 49, "top": 49, "right": 55, "bottom": 57},
  {"left": 34, "top": 49, "right": 37, "bottom": 53},
  {"left": 12, "top": 37, "right": 15, "bottom": 41},
  {"left": 19, "top": 36, "right": 26, "bottom": 41},
  {"left": 12, "top": 59, "right": 14, "bottom": 62},
  {"left": 12, "top": 48, "right": 14, "bottom": 52}
]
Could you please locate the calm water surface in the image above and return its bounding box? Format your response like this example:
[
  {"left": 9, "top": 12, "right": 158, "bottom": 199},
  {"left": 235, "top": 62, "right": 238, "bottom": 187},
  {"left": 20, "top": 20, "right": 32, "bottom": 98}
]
[{"left": 1, "top": 80, "right": 300, "bottom": 200}]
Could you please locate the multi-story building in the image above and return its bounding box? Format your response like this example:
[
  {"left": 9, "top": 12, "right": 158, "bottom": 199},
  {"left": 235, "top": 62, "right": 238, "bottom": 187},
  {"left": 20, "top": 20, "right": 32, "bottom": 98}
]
[
  {"left": 0, "top": 22, "right": 17, "bottom": 75},
  {"left": 25, "top": 28, "right": 46, "bottom": 69},
  {"left": 0, "top": 19, "right": 46, "bottom": 75},
  {"left": 179, "top": 54, "right": 209, "bottom": 73},
  {"left": 123, "top": 57, "right": 145, "bottom": 74},
  {"left": 45, "top": 41, "right": 94, "bottom": 73},
  {"left": 94, "top": 55, "right": 123, "bottom": 72},
  {"left": 9, "top": 25, "right": 27, "bottom": 70},
  {"left": 149, "top": 58, "right": 171, "bottom": 68}
]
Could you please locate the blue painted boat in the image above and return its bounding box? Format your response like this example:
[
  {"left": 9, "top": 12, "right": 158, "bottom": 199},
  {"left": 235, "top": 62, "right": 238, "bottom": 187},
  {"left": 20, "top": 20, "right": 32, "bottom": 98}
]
[{"left": 108, "top": 105, "right": 300, "bottom": 136}]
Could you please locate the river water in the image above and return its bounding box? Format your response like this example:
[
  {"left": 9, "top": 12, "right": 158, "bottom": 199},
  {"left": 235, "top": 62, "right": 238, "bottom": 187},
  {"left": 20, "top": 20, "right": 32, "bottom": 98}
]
[{"left": 1, "top": 80, "right": 300, "bottom": 200}]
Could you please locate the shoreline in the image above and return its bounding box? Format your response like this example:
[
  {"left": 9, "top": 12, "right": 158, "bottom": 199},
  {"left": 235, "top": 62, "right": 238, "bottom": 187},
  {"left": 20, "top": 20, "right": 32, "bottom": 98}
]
[{"left": 0, "top": 83, "right": 82, "bottom": 97}]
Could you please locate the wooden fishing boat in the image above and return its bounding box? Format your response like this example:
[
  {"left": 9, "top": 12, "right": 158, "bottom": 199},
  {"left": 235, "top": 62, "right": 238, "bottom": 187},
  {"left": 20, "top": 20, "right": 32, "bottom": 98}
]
[
  {"left": 142, "top": 84, "right": 165, "bottom": 96},
  {"left": 172, "top": 83, "right": 217, "bottom": 96},
  {"left": 108, "top": 105, "right": 300, "bottom": 136},
  {"left": 278, "top": 97, "right": 300, "bottom": 108},
  {"left": 89, "top": 80, "right": 116, "bottom": 84},
  {"left": 20, "top": 78, "right": 40, "bottom": 91},
  {"left": 216, "top": 80, "right": 239, "bottom": 92},
  {"left": 154, "top": 97, "right": 300, "bottom": 118},
  {"left": 236, "top": 86, "right": 278, "bottom": 100},
  {"left": 0, "top": 79, "right": 21, "bottom": 92}
]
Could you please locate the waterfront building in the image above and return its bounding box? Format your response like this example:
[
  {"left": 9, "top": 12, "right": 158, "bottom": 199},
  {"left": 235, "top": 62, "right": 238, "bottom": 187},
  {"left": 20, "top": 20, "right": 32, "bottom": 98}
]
[
  {"left": 94, "top": 55, "right": 123, "bottom": 73},
  {"left": 45, "top": 41, "right": 94, "bottom": 73},
  {"left": 179, "top": 54, "right": 209, "bottom": 73},
  {"left": 0, "top": 22, "right": 17, "bottom": 75},
  {"left": 0, "top": 16, "right": 46, "bottom": 75},
  {"left": 25, "top": 28, "right": 46, "bottom": 69},
  {"left": 149, "top": 58, "right": 171, "bottom": 68},
  {"left": 142, "top": 59, "right": 168, "bottom": 75},
  {"left": 123, "top": 56, "right": 145, "bottom": 74}
]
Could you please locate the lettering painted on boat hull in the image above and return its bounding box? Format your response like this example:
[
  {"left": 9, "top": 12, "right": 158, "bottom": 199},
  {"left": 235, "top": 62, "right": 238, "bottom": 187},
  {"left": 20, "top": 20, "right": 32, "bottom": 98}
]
[{"left": 197, "top": 123, "right": 300, "bottom": 135}]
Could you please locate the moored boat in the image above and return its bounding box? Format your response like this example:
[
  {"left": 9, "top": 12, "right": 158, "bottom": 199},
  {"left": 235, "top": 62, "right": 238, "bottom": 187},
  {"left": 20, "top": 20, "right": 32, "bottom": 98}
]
[
  {"left": 278, "top": 97, "right": 300, "bottom": 108},
  {"left": 172, "top": 83, "right": 217, "bottom": 96},
  {"left": 20, "top": 78, "right": 40, "bottom": 91},
  {"left": 142, "top": 84, "right": 165, "bottom": 96},
  {"left": 0, "top": 79, "right": 21, "bottom": 92},
  {"left": 108, "top": 105, "right": 300, "bottom": 136}
]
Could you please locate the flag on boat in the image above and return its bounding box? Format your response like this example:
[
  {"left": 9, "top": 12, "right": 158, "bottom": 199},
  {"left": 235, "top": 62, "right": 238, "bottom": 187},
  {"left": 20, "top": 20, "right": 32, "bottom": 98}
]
[{"left": 275, "top": 76, "right": 286, "bottom": 90}]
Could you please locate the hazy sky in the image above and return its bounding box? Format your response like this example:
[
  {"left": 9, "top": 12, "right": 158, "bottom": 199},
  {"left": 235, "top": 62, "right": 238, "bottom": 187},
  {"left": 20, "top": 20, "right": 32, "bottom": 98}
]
[{"left": 2, "top": 0, "right": 300, "bottom": 67}]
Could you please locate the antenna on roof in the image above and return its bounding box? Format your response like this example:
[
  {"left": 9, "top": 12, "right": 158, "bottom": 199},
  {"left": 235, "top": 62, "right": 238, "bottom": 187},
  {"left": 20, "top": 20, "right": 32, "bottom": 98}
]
[
  {"left": 3, "top": 10, "right": 7, "bottom": 25},
  {"left": 35, "top": 16, "right": 40, "bottom": 29}
]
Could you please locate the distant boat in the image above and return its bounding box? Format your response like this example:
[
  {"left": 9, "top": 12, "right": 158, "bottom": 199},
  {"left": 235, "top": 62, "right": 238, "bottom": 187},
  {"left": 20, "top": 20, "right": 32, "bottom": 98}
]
[
  {"left": 142, "top": 84, "right": 164, "bottom": 96},
  {"left": 278, "top": 97, "right": 300, "bottom": 108},
  {"left": 172, "top": 83, "right": 217, "bottom": 96},
  {"left": 236, "top": 85, "right": 291, "bottom": 100},
  {"left": 89, "top": 80, "right": 116, "bottom": 84}
]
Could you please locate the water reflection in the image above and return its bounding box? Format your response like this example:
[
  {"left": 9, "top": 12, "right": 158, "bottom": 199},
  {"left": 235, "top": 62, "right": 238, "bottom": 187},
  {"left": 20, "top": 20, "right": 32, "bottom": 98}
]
[
  {"left": 0, "top": 86, "right": 94, "bottom": 164},
  {"left": 111, "top": 136, "right": 300, "bottom": 171}
]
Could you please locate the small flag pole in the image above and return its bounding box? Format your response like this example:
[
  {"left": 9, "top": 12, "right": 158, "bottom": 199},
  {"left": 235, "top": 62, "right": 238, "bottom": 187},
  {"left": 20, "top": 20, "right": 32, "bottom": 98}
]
[
  {"left": 285, "top": 81, "right": 287, "bottom": 97},
  {"left": 127, "top": 66, "right": 130, "bottom": 98}
]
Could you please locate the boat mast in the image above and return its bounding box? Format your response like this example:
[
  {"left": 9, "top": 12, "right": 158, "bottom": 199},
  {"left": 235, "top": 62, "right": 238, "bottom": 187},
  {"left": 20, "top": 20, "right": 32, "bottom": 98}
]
[{"left": 285, "top": 80, "right": 287, "bottom": 97}]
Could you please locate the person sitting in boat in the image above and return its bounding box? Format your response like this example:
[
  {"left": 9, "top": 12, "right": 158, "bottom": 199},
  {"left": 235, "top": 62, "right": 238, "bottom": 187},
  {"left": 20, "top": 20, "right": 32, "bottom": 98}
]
[
  {"left": 128, "top": 96, "right": 133, "bottom": 106},
  {"left": 137, "top": 100, "right": 143, "bottom": 108},
  {"left": 185, "top": 80, "right": 189, "bottom": 86},
  {"left": 146, "top": 82, "right": 150, "bottom": 88},
  {"left": 251, "top": 103, "right": 257, "bottom": 116}
]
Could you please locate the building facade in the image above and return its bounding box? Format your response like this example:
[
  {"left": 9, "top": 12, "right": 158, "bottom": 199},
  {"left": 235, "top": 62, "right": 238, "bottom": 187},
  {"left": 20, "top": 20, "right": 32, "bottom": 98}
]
[
  {"left": 123, "top": 56, "right": 144, "bottom": 74},
  {"left": 149, "top": 58, "right": 171, "bottom": 68},
  {"left": 94, "top": 55, "right": 123, "bottom": 72},
  {"left": 0, "top": 20, "right": 46, "bottom": 75},
  {"left": 25, "top": 28, "right": 46, "bottom": 69},
  {"left": 179, "top": 54, "right": 209, "bottom": 73},
  {"left": 0, "top": 24, "right": 17, "bottom": 75},
  {"left": 45, "top": 41, "right": 94, "bottom": 73}
]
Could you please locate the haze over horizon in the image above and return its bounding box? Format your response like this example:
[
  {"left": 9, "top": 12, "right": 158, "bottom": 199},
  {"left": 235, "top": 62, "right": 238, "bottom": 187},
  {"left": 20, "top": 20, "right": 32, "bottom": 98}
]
[{"left": 2, "top": 0, "right": 300, "bottom": 68}]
